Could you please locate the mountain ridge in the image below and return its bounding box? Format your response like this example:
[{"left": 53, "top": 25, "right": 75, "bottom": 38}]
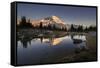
[{"left": 31, "top": 15, "right": 67, "bottom": 28}]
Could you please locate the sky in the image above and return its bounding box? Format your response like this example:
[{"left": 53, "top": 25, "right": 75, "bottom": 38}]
[{"left": 17, "top": 3, "right": 97, "bottom": 26}]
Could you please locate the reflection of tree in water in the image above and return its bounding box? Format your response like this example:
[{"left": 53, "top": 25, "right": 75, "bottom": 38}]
[
  {"left": 17, "top": 27, "right": 68, "bottom": 48},
  {"left": 70, "top": 34, "right": 88, "bottom": 53},
  {"left": 18, "top": 35, "right": 32, "bottom": 48},
  {"left": 17, "top": 30, "right": 88, "bottom": 50},
  {"left": 40, "top": 37, "right": 43, "bottom": 43}
]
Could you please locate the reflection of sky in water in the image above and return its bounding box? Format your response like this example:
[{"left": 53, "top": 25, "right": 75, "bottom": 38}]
[{"left": 17, "top": 35, "right": 87, "bottom": 65}]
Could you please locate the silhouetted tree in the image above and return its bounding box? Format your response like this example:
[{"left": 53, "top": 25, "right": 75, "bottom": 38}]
[
  {"left": 84, "top": 26, "right": 88, "bottom": 32},
  {"left": 53, "top": 24, "right": 56, "bottom": 30},
  {"left": 19, "top": 16, "right": 27, "bottom": 28},
  {"left": 48, "top": 23, "right": 52, "bottom": 30},
  {"left": 77, "top": 25, "right": 83, "bottom": 32},
  {"left": 70, "top": 24, "right": 75, "bottom": 32},
  {"left": 88, "top": 26, "right": 96, "bottom": 31},
  {"left": 18, "top": 16, "right": 33, "bottom": 29},
  {"left": 21, "top": 16, "right": 27, "bottom": 24},
  {"left": 40, "top": 22, "right": 43, "bottom": 28}
]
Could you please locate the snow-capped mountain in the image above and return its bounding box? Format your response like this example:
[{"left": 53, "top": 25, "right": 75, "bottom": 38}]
[{"left": 32, "top": 16, "right": 67, "bottom": 29}]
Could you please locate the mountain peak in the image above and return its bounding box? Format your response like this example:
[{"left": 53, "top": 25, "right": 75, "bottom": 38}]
[
  {"left": 52, "top": 15, "right": 60, "bottom": 19},
  {"left": 50, "top": 15, "right": 65, "bottom": 24}
]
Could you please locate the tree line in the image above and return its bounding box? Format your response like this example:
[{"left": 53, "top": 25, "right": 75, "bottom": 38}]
[
  {"left": 17, "top": 16, "right": 96, "bottom": 32},
  {"left": 69, "top": 24, "right": 96, "bottom": 32},
  {"left": 17, "top": 16, "right": 67, "bottom": 31}
]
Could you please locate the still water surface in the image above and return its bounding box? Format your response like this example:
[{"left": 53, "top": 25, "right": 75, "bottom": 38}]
[{"left": 17, "top": 34, "right": 87, "bottom": 65}]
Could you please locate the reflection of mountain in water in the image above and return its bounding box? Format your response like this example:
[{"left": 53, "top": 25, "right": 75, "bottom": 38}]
[
  {"left": 17, "top": 29, "right": 67, "bottom": 48},
  {"left": 18, "top": 36, "right": 63, "bottom": 48},
  {"left": 17, "top": 31, "right": 87, "bottom": 51},
  {"left": 40, "top": 37, "right": 62, "bottom": 46}
]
